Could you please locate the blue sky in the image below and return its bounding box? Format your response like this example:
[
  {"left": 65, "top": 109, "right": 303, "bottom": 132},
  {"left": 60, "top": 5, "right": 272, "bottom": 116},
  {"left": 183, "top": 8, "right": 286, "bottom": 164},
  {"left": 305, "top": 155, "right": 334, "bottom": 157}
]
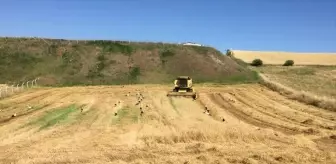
[{"left": 1, "top": 0, "right": 335, "bottom": 53}]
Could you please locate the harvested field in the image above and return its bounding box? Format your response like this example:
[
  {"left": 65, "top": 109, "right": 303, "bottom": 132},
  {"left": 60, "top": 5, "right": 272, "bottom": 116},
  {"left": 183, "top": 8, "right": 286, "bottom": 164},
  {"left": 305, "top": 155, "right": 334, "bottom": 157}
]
[
  {"left": 0, "top": 84, "right": 335, "bottom": 164},
  {"left": 233, "top": 50, "right": 336, "bottom": 65}
]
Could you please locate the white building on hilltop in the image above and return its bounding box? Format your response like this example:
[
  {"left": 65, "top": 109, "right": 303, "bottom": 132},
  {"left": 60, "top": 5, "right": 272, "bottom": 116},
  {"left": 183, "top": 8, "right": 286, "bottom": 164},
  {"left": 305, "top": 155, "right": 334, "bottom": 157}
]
[{"left": 181, "top": 42, "right": 203, "bottom": 46}]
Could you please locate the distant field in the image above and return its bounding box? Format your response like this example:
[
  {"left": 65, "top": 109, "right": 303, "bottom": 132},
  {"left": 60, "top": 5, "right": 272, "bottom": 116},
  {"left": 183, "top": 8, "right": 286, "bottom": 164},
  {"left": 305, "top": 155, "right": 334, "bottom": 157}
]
[
  {"left": 253, "top": 65, "right": 336, "bottom": 99},
  {"left": 233, "top": 50, "right": 336, "bottom": 65}
]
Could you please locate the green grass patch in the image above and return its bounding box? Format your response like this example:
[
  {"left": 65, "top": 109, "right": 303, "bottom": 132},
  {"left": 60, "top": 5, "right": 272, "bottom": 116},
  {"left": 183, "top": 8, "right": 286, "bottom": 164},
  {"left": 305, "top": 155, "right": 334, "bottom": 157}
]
[
  {"left": 47, "top": 44, "right": 58, "bottom": 55},
  {"left": 112, "top": 106, "right": 139, "bottom": 125},
  {"left": 232, "top": 57, "right": 249, "bottom": 67},
  {"left": 86, "top": 40, "right": 134, "bottom": 55},
  {"left": 194, "top": 71, "right": 260, "bottom": 85},
  {"left": 159, "top": 49, "right": 175, "bottom": 66},
  {"left": 190, "top": 46, "right": 209, "bottom": 54},
  {"left": 27, "top": 104, "right": 78, "bottom": 130},
  {"left": 160, "top": 49, "right": 175, "bottom": 58},
  {"left": 128, "top": 66, "right": 141, "bottom": 83}
]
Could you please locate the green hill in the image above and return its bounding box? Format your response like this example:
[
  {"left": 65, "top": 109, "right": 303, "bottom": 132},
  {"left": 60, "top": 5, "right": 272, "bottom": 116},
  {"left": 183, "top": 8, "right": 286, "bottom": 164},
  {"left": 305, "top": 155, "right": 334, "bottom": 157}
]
[{"left": 0, "top": 37, "right": 258, "bottom": 86}]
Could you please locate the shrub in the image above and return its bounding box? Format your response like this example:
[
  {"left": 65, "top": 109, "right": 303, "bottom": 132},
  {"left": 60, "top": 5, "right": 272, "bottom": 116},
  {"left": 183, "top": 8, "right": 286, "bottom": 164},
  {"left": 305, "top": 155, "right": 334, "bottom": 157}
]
[
  {"left": 87, "top": 40, "right": 133, "bottom": 55},
  {"left": 160, "top": 49, "right": 175, "bottom": 58},
  {"left": 160, "top": 49, "right": 175, "bottom": 66},
  {"left": 251, "top": 59, "right": 263, "bottom": 66},
  {"left": 191, "top": 46, "right": 209, "bottom": 54},
  {"left": 283, "top": 60, "right": 294, "bottom": 66},
  {"left": 97, "top": 54, "right": 106, "bottom": 62},
  {"left": 129, "top": 66, "right": 141, "bottom": 80}
]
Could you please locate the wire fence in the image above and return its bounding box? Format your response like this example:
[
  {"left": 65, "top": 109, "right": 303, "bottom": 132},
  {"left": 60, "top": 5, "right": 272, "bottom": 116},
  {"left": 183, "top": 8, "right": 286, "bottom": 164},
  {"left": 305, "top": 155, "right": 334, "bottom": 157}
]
[{"left": 0, "top": 78, "right": 39, "bottom": 99}]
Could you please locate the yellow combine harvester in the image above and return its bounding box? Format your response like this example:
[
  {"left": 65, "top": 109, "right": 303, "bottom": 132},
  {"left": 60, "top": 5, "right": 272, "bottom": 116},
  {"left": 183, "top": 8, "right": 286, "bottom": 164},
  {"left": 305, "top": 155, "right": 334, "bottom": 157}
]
[{"left": 167, "top": 76, "right": 197, "bottom": 99}]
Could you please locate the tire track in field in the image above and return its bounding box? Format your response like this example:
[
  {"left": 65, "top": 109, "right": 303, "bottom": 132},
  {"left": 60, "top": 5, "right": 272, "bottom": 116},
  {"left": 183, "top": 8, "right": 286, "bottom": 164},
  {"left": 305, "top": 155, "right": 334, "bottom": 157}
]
[
  {"left": 2, "top": 89, "right": 54, "bottom": 104},
  {"left": 208, "top": 93, "right": 301, "bottom": 135},
  {"left": 0, "top": 89, "right": 85, "bottom": 135},
  {"left": 234, "top": 91, "right": 314, "bottom": 127},
  {"left": 0, "top": 90, "right": 69, "bottom": 123},
  {"left": 232, "top": 91, "right": 330, "bottom": 134},
  {"left": 0, "top": 90, "right": 53, "bottom": 112},
  {"left": 245, "top": 87, "right": 336, "bottom": 130},
  {"left": 232, "top": 91, "right": 306, "bottom": 128},
  {"left": 146, "top": 90, "right": 180, "bottom": 127},
  {"left": 0, "top": 92, "right": 81, "bottom": 146},
  {"left": 219, "top": 92, "right": 304, "bottom": 133},
  {"left": 250, "top": 86, "right": 336, "bottom": 122},
  {"left": 196, "top": 93, "right": 245, "bottom": 125},
  {"left": 89, "top": 94, "right": 121, "bottom": 127}
]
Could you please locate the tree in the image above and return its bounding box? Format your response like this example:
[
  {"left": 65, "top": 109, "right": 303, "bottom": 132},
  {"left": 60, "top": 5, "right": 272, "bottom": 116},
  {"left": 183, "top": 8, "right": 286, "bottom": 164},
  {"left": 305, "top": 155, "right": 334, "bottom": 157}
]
[
  {"left": 283, "top": 60, "right": 294, "bottom": 66},
  {"left": 251, "top": 59, "right": 263, "bottom": 66},
  {"left": 226, "top": 49, "right": 234, "bottom": 57}
]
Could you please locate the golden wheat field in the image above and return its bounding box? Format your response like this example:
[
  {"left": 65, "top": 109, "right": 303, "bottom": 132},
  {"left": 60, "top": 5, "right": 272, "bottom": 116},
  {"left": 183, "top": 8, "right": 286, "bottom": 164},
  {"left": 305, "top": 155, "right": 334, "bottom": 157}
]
[
  {"left": 0, "top": 84, "right": 335, "bottom": 164},
  {"left": 233, "top": 50, "right": 336, "bottom": 65}
]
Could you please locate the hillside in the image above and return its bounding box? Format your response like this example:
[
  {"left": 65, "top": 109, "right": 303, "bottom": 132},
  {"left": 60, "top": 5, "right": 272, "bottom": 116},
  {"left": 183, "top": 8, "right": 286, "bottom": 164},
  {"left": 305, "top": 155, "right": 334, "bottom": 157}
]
[
  {"left": 232, "top": 50, "right": 336, "bottom": 65},
  {"left": 0, "top": 37, "right": 258, "bottom": 86}
]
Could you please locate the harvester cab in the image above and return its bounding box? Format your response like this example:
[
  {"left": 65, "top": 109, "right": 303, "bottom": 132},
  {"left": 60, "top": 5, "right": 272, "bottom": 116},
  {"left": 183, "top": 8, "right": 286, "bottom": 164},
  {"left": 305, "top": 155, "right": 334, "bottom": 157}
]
[{"left": 167, "top": 76, "right": 197, "bottom": 100}]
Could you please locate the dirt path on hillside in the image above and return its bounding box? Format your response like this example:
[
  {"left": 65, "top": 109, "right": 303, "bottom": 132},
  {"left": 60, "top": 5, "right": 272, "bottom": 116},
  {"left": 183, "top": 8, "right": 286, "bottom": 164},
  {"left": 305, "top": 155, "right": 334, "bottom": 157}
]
[{"left": 0, "top": 84, "right": 335, "bottom": 164}]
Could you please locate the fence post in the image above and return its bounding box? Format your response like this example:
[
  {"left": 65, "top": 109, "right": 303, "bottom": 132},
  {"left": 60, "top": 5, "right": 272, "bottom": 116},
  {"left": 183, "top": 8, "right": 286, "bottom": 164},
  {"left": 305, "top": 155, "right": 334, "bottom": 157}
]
[
  {"left": 26, "top": 81, "right": 29, "bottom": 88},
  {"left": 16, "top": 84, "right": 19, "bottom": 91},
  {"left": 21, "top": 82, "right": 24, "bottom": 90},
  {"left": 11, "top": 85, "right": 14, "bottom": 93},
  {"left": 0, "top": 88, "right": 2, "bottom": 98}
]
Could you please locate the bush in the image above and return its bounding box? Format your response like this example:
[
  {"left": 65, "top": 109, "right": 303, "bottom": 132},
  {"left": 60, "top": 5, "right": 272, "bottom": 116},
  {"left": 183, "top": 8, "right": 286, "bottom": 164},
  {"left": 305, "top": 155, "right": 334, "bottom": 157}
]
[
  {"left": 160, "top": 49, "right": 175, "bottom": 58},
  {"left": 251, "top": 59, "right": 263, "bottom": 66},
  {"left": 283, "top": 60, "right": 294, "bottom": 66},
  {"left": 129, "top": 66, "right": 141, "bottom": 83},
  {"left": 87, "top": 40, "right": 133, "bottom": 55},
  {"left": 160, "top": 49, "right": 175, "bottom": 66}
]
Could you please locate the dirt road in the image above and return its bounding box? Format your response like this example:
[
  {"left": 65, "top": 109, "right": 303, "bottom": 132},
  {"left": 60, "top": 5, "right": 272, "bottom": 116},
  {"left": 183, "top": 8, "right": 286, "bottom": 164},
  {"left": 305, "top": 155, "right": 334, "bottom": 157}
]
[{"left": 0, "top": 84, "right": 335, "bottom": 164}]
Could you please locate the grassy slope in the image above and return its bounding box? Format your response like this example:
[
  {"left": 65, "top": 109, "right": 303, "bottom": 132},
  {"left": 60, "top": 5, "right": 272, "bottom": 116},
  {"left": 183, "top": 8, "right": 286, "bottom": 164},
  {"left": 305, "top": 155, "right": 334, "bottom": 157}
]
[
  {"left": 232, "top": 50, "right": 336, "bottom": 65},
  {"left": 0, "top": 37, "right": 259, "bottom": 86},
  {"left": 253, "top": 65, "right": 336, "bottom": 99}
]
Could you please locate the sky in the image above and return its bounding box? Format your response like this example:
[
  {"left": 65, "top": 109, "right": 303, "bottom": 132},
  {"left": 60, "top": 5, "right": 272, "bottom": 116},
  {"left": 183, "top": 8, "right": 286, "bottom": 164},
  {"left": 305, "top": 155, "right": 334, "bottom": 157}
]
[{"left": 1, "top": 0, "right": 335, "bottom": 53}]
